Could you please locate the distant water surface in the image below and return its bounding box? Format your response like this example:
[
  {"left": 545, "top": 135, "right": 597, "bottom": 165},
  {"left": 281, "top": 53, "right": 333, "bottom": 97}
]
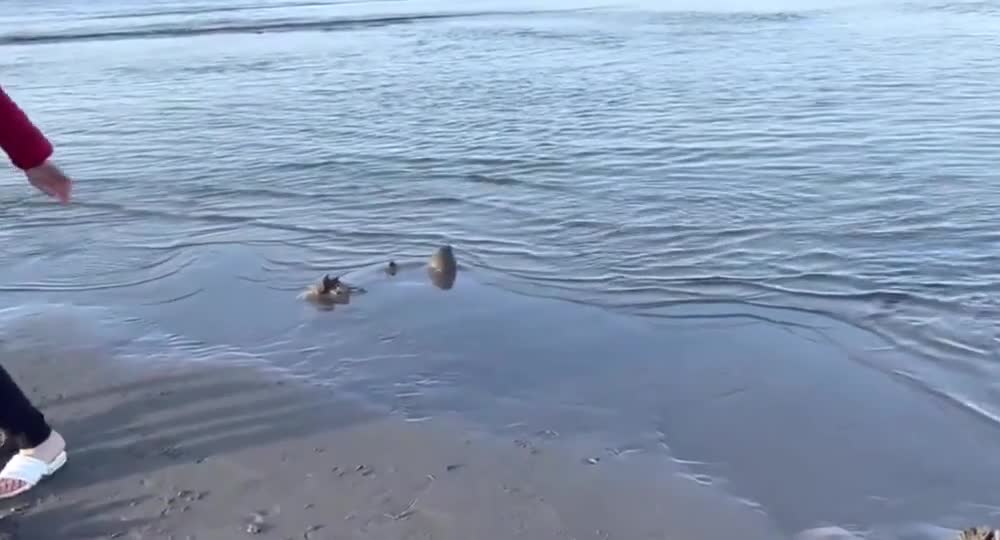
[{"left": 2, "top": 0, "right": 1000, "bottom": 536}]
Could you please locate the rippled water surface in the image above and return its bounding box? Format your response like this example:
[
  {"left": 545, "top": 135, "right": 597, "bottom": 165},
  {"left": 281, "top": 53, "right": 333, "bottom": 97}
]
[{"left": 3, "top": 0, "right": 1000, "bottom": 536}]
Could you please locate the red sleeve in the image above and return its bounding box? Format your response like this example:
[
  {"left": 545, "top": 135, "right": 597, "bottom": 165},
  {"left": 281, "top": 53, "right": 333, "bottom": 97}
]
[{"left": 0, "top": 85, "right": 54, "bottom": 171}]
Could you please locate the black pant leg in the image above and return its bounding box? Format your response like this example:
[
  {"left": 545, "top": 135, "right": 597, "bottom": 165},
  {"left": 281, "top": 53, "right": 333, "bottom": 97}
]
[{"left": 0, "top": 364, "right": 52, "bottom": 449}]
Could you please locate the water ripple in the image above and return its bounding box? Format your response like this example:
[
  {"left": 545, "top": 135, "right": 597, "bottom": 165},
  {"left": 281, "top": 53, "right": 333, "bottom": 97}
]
[{"left": 0, "top": 7, "right": 603, "bottom": 45}]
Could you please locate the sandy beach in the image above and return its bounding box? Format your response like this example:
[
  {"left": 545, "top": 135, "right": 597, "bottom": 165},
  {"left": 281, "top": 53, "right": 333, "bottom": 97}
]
[{"left": 0, "top": 342, "right": 783, "bottom": 539}]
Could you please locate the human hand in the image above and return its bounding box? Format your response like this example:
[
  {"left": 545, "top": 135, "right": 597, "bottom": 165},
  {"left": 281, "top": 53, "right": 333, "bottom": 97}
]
[{"left": 25, "top": 160, "right": 72, "bottom": 204}]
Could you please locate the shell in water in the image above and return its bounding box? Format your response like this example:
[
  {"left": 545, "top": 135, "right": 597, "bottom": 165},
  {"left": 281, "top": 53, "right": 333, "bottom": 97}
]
[
  {"left": 428, "top": 245, "right": 456, "bottom": 273},
  {"left": 299, "top": 274, "right": 352, "bottom": 306},
  {"left": 299, "top": 285, "right": 351, "bottom": 306},
  {"left": 427, "top": 245, "right": 457, "bottom": 290}
]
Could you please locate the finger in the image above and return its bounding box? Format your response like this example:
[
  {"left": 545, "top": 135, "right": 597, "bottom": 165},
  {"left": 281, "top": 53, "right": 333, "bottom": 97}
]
[
  {"left": 35, "top": 183, "right": 63, "bottom": 202},
  {"left": 51, "top": 185, "right": 70, "bottom": 204}
]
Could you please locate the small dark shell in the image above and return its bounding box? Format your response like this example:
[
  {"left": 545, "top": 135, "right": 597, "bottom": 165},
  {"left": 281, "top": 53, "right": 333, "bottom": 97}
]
[{"left": 959, "top": 528, "right": 1000, "bottom": 540}]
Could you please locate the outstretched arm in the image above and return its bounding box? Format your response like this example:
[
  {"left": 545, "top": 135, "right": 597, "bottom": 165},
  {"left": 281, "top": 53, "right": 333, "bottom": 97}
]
[
  {"left": 0, "top": 85, "right": 72, "bottom": 203},
  {"left": 0, "top": 85, "right": 53, "bottom": 171}
]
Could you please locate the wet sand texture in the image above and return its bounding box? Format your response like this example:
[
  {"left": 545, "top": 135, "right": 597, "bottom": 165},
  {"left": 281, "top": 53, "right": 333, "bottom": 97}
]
[{"left": 0, "top": 348, "right": 782, "bottom": 539}]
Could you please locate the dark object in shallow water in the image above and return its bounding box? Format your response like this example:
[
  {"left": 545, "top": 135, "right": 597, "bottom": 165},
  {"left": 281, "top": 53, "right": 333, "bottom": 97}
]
[
  {"left": 320, "top": 274, "right": 341, "bottom": 294},
  {"left": 300, "top": 274, "right": 352, "bottom": 306},
  {"left": 385, "top": 260, "right": 398, "bottom": 276},
  {"left": 427, "top": 245, "right": 457, "bottom": 290},
  {"left": 428, "top": 245, "right": 456, "bottom": 273},
  {"left": 959, "top": 528, "right": 1000, "bottom": 540}
]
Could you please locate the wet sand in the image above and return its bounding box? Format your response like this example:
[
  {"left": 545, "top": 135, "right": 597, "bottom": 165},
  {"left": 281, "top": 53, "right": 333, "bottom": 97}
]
[{"left": 0, "top": 342, "right": 781, "bottom": 539}]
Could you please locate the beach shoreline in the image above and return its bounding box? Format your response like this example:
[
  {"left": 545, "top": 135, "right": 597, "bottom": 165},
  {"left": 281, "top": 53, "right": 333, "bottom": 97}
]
[
  {"left": 0, "top": 346, "right": 783, "bottom": 539},
  {"left": 3, "top": 0, "right": 1000, "bottom": 537}
]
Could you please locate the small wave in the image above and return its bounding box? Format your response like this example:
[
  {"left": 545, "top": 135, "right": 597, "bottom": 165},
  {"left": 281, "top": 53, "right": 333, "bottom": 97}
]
[
  {"left": 0, "top": 14, "right": 455, "bottom": 45},
  {"left": 681, "top": 472, "right": 716, "bottom": 486},
  {"left": 139, "top": 287, "right": 206, "bottom": 306},
  {"left": 550, "top": 272, "right": 969, "bottom": 317},
  {"left": 473, "top": 257, "right": 998, "bottom": 386},
  {"left": 479, "top": 25, "right": 629, "bottom": 49},
  {"left": 87, "top": 0, "right": 382, "bottom": 21},
  {"left": 0, "top": 8, "right": 592, "bottom": 46},
  {"left": 0, "top": 253, "right": 196, "bottom": 294},
  {"left": 0, "top": 303, "right": 180, "bottom": 364},
  {"left": 904, "top": 0, "right": 1000, "bottom": 15},
  {"left": 892, "top": 370, "right": 1000, "bottom": 431},
  {"left": 464, "top": 173, "right": 528, "bottom": 188},
  {"left": 0, "top": 302, "right": 303, "bottom": 380},
  {"left": 649, "top": 9, "right": 816, "bottom": 27}
]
